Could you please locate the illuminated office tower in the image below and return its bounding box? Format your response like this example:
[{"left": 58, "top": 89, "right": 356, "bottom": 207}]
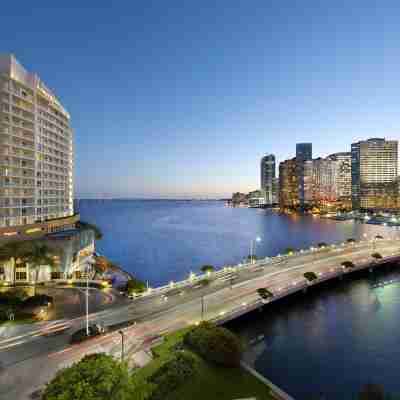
[
  {"left": 260, "top": 154, "right": 276, "bottom": 204},
  {"left": 351, "top": 138, "right": 398, "bottom": 211},
  {"left": 0, "top": 54, "right": 74, "bottom": 232},
  {"left": 279, "top": 158, "right": 298, "bottom": 209},
  {"left": 296, "top": 142, "right": 312, "bottom": 206}
]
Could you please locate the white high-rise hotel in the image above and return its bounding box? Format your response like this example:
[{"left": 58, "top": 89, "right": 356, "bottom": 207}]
[{"left": 0, "top": 54, "right": 74, "bottom": 232}]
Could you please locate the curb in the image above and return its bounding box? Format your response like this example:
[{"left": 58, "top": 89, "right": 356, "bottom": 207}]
[{"left": 240, "top": 361, "right": 295, "bottom": 400}]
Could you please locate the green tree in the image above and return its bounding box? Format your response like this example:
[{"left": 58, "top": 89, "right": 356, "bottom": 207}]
[
  {"left": 317, "top": 242, "right": 328, "bottom": 248},
  {"left": 25, "top": 242, "right": 56, "bottom": 295},
  {"left": 0, "top": 241, "right": 30, "bottom": 285},
  {"left": 184, "top": 321, "right": 243, "bottom": 367},
  {"left": 285, "top": 247, "right": 295, "bottom": 255},
  {"left": 358, "top": 383, "right": 385, "bottom": 400},
  {"left": 42, "top": 353, "right": 134, "bottom": 400},
  {"left": 347, "top": 238, "right": 356, "bottom": 243},
  {"left": 371, "top": 252, "right": 383, "bottom": 261},
  {"left": 126, "top": 278, "right": 146, "bottom": 295},
  {"left": 200, "top": 265, "right": 214, "bottom": 274},
  {"left": 303, "top": 271, "right": 318, "bottom": 282},
  {"left": 257, "top": 288, "right": 273, "bottom": 300},
  {"left": 341, "top": 261, "right": 355, "bottom": 269},
  {"left": 78, "top": 221, "right": 103, "bottom": 240}
]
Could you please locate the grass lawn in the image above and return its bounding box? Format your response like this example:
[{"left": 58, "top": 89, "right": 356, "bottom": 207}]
[
  {"left": 0, "top": 317, "right": 36, "bottom": 327},
  {"left": 132, "top": 328, "right": 276, "bottom": 400}
]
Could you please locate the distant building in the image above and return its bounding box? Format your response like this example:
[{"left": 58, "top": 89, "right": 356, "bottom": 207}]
[
  {"left": 296, "top": 143, "right": 312, "bottom": 206},
  {"left": 279, "top": 158, "right": 298, "bottom": 209},
  {"left": 328, "top": 152, "right": 352, "bottom": 209},
  {"left": 351, "top": 138, "right": 398, "bottom": 211},
  {"left": 260, "top": 154, "right": 276, "bottom": 205},
  {"left": 231, "top": 192, "right": 248, "bottom": 206},
  {"left": 312, "top": 158, "right": 339, "bottom": 210},
  {"left": 248, "top": 190, "right": 266, "bottom": 208},
  {"left": 302, "top": 160, "right": 314, "bottom": 205}
]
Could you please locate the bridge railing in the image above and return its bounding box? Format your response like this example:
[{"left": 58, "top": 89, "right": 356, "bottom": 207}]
[{"left": 134, "top": 238, "right": 400, "bottom": 299}]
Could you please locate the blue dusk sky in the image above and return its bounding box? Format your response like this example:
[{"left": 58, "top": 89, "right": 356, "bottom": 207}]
[{"left": 2, "top": 2, "right": 400, "bottom": 198}]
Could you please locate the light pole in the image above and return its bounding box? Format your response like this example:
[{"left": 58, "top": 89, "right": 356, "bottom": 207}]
[
  {"left": 85, "top": 258, "right": 95, "bottom": 336},
  {"left": 119, "top": 330, "right": 125, "bottom": 361},
  {"left": 201, "top": 295, "right": 205, "bottom": 321},
  {"left": 250, "top": 236, "right": 261, "bottom": 264}
]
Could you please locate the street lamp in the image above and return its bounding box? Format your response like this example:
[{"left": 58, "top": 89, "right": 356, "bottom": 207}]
[
  {"left": 119, "top": 330, "right": 125, "bottom": 361},
  {"left": 250, "top": 236, "right": 262, "bottom": 264},
  {"left": 85, "top": 258, "right": 95, "bottom": 336}
]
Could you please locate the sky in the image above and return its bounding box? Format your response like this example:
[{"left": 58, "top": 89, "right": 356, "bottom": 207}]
[{"left": 2, "top": 1, "right": 400, "bottom": 198}]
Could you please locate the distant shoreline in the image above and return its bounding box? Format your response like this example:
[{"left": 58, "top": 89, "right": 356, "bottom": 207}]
[{"left": 76, "top": 198, "right": 227, "bottom": 202}]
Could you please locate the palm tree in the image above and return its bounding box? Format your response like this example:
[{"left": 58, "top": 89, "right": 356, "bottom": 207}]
[
  {"left": 25, "top": 242, "right": 56, "bottom": 295},
  {"left": 0, "top": 241, "right": 30, "bottom": 285}
]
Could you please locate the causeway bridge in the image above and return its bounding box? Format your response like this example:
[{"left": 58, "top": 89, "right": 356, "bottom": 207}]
[{"left": 1, "top": 237, "right": 400, "bottom": 399}]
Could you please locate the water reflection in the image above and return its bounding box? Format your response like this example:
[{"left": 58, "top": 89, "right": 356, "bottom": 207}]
[{"left": 228, "top": 266, "right": 400, "bottom": 399}]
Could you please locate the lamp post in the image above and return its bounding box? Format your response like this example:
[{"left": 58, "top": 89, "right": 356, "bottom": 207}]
[
  {"left": 201, "top": 295, "right": 205, "bottom": 321},
  {"left": 85, "top": 258, "right": 95, "bottom": 336},
  {"left": 250, "top": 237, "right": 261, "bottom": 264},
  {"left": 119, "top": 330, "right": 125, "bottom": 361}
]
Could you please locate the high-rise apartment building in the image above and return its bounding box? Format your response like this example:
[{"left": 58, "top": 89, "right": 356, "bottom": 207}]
[
  {"left": 0, "top": 54, "right": 75, "bottom": 235},
  {"left": 312, "top": 157, "right": 339, "bottom": 208},
  {"left": 351, "top": 138, "right": 398, "bottom": 210},
  {"left": 296, "top": 143, "right": 312, "bottom": 205},
  {"left": 327, "top": 152, "right": 352, "bottom": 199},
  {"left": 279, "top": 158, "right": 298, "bottom": 209},
  {"left": 260, "top": 154, "right": 276, "bottom": 205}
]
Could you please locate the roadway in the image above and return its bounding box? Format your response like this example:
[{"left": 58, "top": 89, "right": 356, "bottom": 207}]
[{"left": 0, "top": 239, "right": 399, "bottom": 399}]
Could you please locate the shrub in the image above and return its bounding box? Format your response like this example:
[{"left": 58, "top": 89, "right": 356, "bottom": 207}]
[
  {"left": 0, "top": 288, "right": 27, "bottom": 307},
  {"left": 257, "top": 288, "right": 273, "bottom": 299},
  {"left": 126, "top": 278, "right": 146, "bottom": 294},
  {"left": 22, "top": 294, "right": 53, "bottom": 308},
  {"left": 184, "top": 321, "right": 243, "bottom": 367},
  {"left": 317, "top": 242, "right": 327, "bottom": 248},
  {"left": 197, "top": 278, "right": 210, "bottom": 287},
  {"left": 285, "top": 247, "right": 295, "bottom": 255},
  {"left": 42, "top": 353, "right": 133, "bottom": 400},
  {"left": 303, "top": 271, "right": 318, "bottom": 282},
  {"left": 358, "top": 383, "right": 385, "bottom": 400},
  {"left": 347, "top": 238, "right": 356, "bottom": 243},
  {"left": 149, "top": 351, "right": 196, "bottom": 400},
  {"left": 200, "top": 265, "right": 214, "bottom": 274},
  {"left": 341, "top": 261, "right": 355, "bottom": 269},
  {"left": 371, "top": 252, "right": 383, "bottom": 260}
]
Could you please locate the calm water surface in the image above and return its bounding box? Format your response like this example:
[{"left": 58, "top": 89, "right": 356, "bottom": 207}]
[
  {"left": 77, "top": 199, "right": 391, "bottom": 286},
  {"left": 78, "top": 200, "right": 400, "bottom": 398}
]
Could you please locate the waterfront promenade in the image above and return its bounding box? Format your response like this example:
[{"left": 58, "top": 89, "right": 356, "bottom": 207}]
[{"left": 1, "top": 237, "right": 400, "bottom": 399}]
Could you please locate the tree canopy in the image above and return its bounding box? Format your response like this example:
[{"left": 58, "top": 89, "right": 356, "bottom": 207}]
[
  {"left": 126, "top": 278, "right": 146, "bottom": 294},
  {"left": 42, "top": 353, "right": 134, "bottom": 400},
  {"left": 371, "top": 253, "right": 383, "bottom": 260},
  {"left": 184, "top": 321, "right": 243, "bottom": 367},
  {"left": 78, "top": 221, "right": 103, "bottom": 240},
  {"left": 341, "top": 261, "right": 355, "bottom": 269},
  {"left": 358, "top": 383, "right": 385, "bottom": 400},
  {"left": 304, "top": 271, "right": 318, "bottom": 282},
  {"left": 200, "top": 265, "right": 214, "bottom": 274},
  {"left": 257, "top": 288, "right": 273, "bottom": 300}
]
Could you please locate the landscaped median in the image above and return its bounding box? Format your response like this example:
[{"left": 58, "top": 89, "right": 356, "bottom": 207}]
[
  {"left": 42, "top": 323, "right": 277, "bottom": 400},
  {"left": 131, "top": 323, "right": 276, "bottom": 400}
]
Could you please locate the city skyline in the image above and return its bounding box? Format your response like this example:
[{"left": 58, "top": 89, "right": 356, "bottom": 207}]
[{"left": 3, "top": 2, "right": 400, "bottom": 198}]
